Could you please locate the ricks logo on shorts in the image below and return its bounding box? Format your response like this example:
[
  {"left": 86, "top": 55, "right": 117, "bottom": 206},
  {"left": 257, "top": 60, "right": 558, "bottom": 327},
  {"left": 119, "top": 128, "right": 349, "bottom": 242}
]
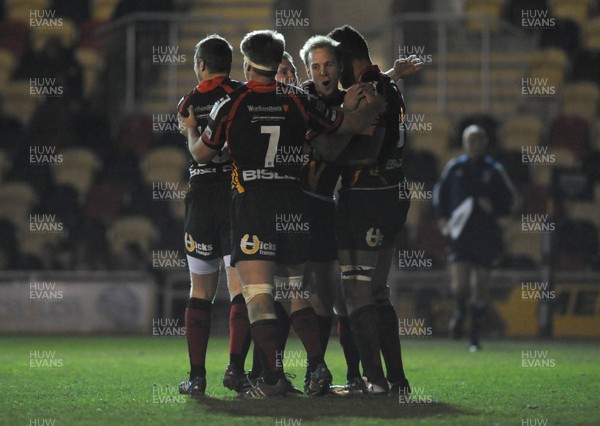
[
  {"left": 240, "top": 234, "right": 276, "bottom": 256},
  {"left": 185, "top": 233, "right": 213, "bottom": 256},
  {"left": 366, "top": 227, "right": 384, "bottom": 248}
]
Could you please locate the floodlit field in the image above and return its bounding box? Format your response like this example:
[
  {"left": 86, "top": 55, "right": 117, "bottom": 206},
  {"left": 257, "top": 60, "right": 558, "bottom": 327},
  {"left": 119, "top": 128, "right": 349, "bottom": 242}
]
[{"left": 2, "top": 336, "right": 598, "bottom": 425}]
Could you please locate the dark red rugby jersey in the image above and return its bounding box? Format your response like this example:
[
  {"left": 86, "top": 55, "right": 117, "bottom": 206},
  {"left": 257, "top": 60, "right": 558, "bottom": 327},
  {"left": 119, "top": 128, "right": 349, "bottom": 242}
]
[
  {"left": 300, "top": 80, "right": 344, "bottom": 199},
  {"left": 177, "top": 76, "right": 242, "bottom": 184},
  {"left": 340, "top": 64, "right": 407, "bottom": 189},
  {"left": 201, "top": 80, "right": 343, "bottom": 193}
]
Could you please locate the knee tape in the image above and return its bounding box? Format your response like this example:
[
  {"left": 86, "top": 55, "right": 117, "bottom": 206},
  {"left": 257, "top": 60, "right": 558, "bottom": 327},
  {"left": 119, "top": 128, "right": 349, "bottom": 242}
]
[
  {"left": 241, "top": 283, "right": 273, "bottom": 304},
  {"left": 252, "top": 312, "right": 278, "bottom": 322},
  {"left": 187, "top": 255, "right": 220, "bottom": 275},
  {"left": 339, "top": 265, "right": 374, "bottom": 282}
]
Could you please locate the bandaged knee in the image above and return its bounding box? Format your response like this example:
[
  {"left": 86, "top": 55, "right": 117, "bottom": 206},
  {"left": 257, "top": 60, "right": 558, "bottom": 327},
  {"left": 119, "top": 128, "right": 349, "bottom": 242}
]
[
  {"left": 187, "top": 255, "right": 220, "bottom": 275},
  {"left": 241, "top": 283, "right": 274, "bottom": 304},
  {"left": 339, "top": 265, "right": 374, "bottom": 282}
]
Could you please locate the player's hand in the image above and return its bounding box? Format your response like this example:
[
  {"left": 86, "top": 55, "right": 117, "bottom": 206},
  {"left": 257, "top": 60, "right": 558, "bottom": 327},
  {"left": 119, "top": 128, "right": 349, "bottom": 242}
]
[
  {"left": 344, "top": 82, "right": 371, "bottom": 112},
  {"left": 177, "top": 106, "right": 197, "bottom": 135},
  {"left": 393, "top": 55, "right": 423, "bottom": 80},
  {"left": 363, "top": 83, "right": 386, "bottom": 115}
]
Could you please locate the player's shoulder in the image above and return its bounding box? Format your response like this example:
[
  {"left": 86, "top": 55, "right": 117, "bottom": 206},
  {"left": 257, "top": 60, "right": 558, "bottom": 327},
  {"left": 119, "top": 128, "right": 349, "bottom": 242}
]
[
  {"left": 223, "top": 78, "right": 244, "bottom": 91},
  {"left": 447, "top": 154, "right": 469, "bottom": 171},
  {"left": 177, "top": 87, "right": 197, "bottom": 112}
]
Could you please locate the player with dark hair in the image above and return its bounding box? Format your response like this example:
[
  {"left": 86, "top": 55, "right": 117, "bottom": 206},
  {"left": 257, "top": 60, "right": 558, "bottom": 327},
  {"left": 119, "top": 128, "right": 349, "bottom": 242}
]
[
  {"left": 176, "top": 34, "right": 251, "bottom": 397},
  {"left": 434, "top": 124, "right": 517, "bottom": 352},
  {"left": 276, "top": 51, "right": 298, "bottom": 85},
  {"left": 298, "top": 34, "right": 364, "bottom": 394},
  {"left": 327, "top": 24, "right": 412, "bottom": 396},
  {"left": 179, "top": 29, "right": 385, "bottom": 398}
]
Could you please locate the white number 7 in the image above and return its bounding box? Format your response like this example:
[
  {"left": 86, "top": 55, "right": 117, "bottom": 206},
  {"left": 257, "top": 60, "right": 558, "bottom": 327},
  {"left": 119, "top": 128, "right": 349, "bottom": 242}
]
[{"left": 262, "top": 125, "right": 280, "bottom": 168}]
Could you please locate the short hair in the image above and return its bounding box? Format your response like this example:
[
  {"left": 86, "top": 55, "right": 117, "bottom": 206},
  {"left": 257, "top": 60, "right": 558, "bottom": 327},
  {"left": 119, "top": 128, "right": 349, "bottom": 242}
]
[
  {"left": 194, "top": 34, "right": 233, "bottom": 74},
  {"left": 282, "top": 51, "right": 297, "bottom": 74},
  {"left": 240, "top": 30, "right": 285, "bottom": 76},
  {"left": 299, "top": 35, "right": 340, "bottom": 69},
  {"left": 462, "top": 124, "right": 488, "bottom": 144},
  {"left": 327, "top": 25, "right": 370, "bottom": 61}
]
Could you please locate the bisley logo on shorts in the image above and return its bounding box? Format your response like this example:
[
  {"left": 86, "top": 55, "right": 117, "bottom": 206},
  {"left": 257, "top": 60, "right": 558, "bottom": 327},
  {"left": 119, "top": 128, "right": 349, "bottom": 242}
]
[
  {"left": 366, "top": 227, "right": 384, "bottom": 247},
  {"left": 240, "top": 234, "right": 276, "bottom": 256}
]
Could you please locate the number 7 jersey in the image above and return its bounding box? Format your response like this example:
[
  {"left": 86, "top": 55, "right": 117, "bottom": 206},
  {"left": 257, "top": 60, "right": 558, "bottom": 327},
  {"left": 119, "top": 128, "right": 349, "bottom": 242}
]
[{"left": 201, "top": 80, "right": 343, "bottom": 193}]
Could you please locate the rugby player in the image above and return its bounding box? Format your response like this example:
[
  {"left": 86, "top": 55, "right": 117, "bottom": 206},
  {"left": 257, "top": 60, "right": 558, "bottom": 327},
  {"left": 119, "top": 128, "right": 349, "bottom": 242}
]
[
  {"left": 179, "top": 29, "right": 385, "bottom": 398},
  {"left": 327, "top": 25, "right": 412, "bottom": 395},
  {"left": 176, "top": 35, "right": 251, "bottom": 396},
  {"left": 298, "top": 35, "right": 364, "bottom": 392}
]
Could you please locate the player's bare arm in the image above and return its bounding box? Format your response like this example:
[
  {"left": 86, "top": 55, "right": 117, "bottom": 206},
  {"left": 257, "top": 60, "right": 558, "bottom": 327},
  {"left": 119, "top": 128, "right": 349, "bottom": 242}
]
[
  {"left": 385, "top": 54, "right": 423, "bottom": 81},
  {"left": 178, "top": 105, "right": 218, "bottom": 164}
]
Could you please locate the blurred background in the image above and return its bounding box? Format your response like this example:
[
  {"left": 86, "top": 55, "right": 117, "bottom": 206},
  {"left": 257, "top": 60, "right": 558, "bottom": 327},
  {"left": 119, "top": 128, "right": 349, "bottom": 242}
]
[{"left": 0, "top": 0, "right": 598, "bottom": 338}]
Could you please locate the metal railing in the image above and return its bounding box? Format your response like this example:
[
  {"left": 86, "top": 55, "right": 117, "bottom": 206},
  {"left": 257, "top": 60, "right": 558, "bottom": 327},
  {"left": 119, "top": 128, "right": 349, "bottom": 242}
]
[{"left": 389, "top": 12, "right": 534, "bottom": 114}]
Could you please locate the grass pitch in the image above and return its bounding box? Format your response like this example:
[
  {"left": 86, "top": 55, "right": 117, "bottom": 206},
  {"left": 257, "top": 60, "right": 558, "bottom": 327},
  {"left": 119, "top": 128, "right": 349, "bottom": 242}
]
[{"left": 1, "top": 336, "right": 598, "bottom": 425}]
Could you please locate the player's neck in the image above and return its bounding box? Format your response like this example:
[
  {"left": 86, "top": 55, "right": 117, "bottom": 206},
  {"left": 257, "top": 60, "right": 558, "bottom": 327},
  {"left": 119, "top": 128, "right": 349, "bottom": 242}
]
[
  {"left": 353, "top": 58, "right": 373, "bottom": 81},
  {"left": 202, "top": 72, "right": 229, "bottom": 81}
]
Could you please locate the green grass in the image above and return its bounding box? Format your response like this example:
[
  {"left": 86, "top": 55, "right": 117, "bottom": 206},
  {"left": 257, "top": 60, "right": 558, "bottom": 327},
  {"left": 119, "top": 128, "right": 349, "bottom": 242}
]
[{"left": 1, "top": 336, "right": 598, "bottom": 425}]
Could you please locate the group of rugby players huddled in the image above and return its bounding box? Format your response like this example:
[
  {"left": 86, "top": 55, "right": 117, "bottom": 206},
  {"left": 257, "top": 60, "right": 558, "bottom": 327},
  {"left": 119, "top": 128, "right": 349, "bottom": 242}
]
[{"left": 176, "top": 26, "right": 423, "bottom": 398}]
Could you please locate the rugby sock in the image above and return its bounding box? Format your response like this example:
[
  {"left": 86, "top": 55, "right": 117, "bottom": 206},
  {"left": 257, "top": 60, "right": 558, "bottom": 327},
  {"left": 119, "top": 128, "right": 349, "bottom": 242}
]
[
  {"left": 248, "top": 301, "right": 290, "bottom": 380},
  {"left": 349, "top": 305, "right": 385, "bottom": 382},
  {"left": 468, "top": 305, "right": 485, "bottom": 346},
  {"left": 228, "top": 294, "right": 251, "bottom": 373},
  {"left": 377, "top": 304, "right": 407, "bottom": 383},
  {"left": 249, "top": 345, "right": 262, "bottom": 380},
  {"left": 250, "top": 319, "right": 283, "bottom": 385},
  {"left": 185, "top": 297, "right": 212, "bottom": 379},
  {"left": 290, "top": 307, "right": 324, "bottom": 372},
  {"left": 450, "top": 297, "right": 467, "bottom": 338},
  {"left": 337, "top": 315, "right": 361, "bottom": 381},
  {"left": 316, "top": 314, "right": 333, "bottom": 355},
  {"left": 274, "top": 301, "right": 291, "bottom": 350}
]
